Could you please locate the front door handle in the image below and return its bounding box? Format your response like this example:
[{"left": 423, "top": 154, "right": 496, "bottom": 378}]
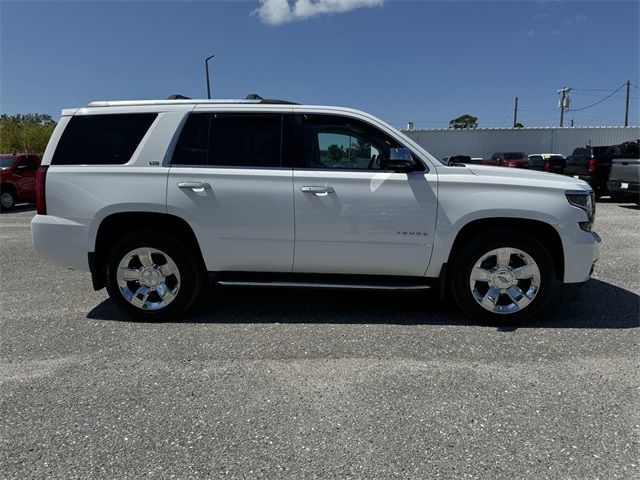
[
  {"left": 178, "top": 182, "right": 211, "bottom": 192},
  {"left": 301, "top": 186, "right": 335, "bottom": 194}
]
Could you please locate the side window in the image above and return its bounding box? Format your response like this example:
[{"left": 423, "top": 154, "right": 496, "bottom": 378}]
[
  {"left": 172, "top": 113, "right": 283, "bottom": 168},
  {"left": 209, "top": 114, "right": 282, "bottom": 168},
  {"left": 17, "top": 157, "right": 37, "bottom": 170},
  {"left": 302, "top": 115, "right": 399, "bottom": 170},
  {"left": 172, "top": 113, "right": 210, "bottom": 166},
  {"left": 52, "top": 113, "right": 157, "bottom": 165}
]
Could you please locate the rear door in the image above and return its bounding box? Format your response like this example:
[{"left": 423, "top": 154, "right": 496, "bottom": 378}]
[
  {"left": 166, "top": 111, "right": 295, "bottom": 272},
  {"left": 291, "top": 113, "right": 437, "bottom": 277}
]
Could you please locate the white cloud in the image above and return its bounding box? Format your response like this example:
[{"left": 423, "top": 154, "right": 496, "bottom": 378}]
[
  {"left": 564, "top": 14, "right": 588, "bottom": 25},
  {"left": 253, "top": 0, "right": 384, "bottom": 26},
  {"left": 516, "top": 29, "right": 535, "bottom": 38}
]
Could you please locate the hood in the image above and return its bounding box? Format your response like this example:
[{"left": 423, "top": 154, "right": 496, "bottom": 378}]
[{"left": 463, "top": 164, "right": 591, "bottom": 191}]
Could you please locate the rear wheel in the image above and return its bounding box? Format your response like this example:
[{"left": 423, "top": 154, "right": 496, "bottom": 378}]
[
  {"left": 105, "top": 231, "right": 205, "bottom": 321},
  {"left": 0, "top": 190, "right": 16, "bottom": 211},
  {"left": 451, "top": 231, "right": 556, "bottom": 325}
]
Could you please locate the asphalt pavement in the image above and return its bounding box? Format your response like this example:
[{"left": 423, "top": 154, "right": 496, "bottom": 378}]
[{"left": 1, "top": 201, "right": 638, "bottom": 479}]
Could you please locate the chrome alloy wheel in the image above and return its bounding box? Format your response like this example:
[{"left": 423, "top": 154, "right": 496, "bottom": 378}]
[
  {"left": 469, "top": 247, "right": 541, "bottom": 315},
  {"left": 116, "top": 247, "right": 181, "bottom": 310}
]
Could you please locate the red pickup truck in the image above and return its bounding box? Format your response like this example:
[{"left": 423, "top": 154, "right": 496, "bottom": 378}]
[
  {"left": 0, "top": 153, "right": 41, "bottom": 211},
  {"left": 482, "top": 152, "right": 528, "bottom": 168}
]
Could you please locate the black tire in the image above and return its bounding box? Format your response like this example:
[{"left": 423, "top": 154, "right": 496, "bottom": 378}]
[
  {"left": 105, "top": 230, "right": 206, "bottom": 321},
  {"left": 0, "top": 189, "right": 16, "bottom": 211},
  {"left": 451, "top": 230, "right": 556, "bottom": 325}
]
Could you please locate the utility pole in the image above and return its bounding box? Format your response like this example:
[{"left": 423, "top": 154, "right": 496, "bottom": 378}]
[
  {"left": 513, "top": 97, "right": 519, "bottom": 128},
  {"left": 205, "top": 54, "right": 215, "bottom": 99},
  {"left": 558, "top": 87, "right": 572, "bottom": 127},
  {"left": 624, "top": 80, "right": 630, "bottom": 127}
]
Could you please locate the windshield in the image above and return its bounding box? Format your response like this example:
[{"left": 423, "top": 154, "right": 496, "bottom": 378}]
[{"left": 0, "top": 156, "right": 16, "bottom": 168}]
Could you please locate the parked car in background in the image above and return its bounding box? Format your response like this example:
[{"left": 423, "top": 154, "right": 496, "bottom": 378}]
[
  {"left": 442, "top": 155, "right": 473, "bottom": 166},
  {"left": 607, "top": 140, "right": 639, "bottom": 203},
  {"left": 528, "top": 153, "right": 566, "bottom": 174},
  {"left": 0, "top": 153, "right": 41, "bottom": 211},
  {"left": 564, "top": 145, "right": 612, "bottom": 198},
  {"left": 483, "top": 152, "right": 528, "bottom": 168}
]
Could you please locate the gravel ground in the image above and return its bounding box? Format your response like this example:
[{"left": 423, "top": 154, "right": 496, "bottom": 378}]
[{"left": 1, "top": 201, "right": 638, "bottom": 479}]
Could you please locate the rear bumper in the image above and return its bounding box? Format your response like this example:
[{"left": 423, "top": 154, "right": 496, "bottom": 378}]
[
  {"left": 31, "top": 214, "right": 91, "bottom": 271},
  {"left": 571, "top": 175, "right": 607, "bottom": 192},
  {"left": 607, "top": 180, "right": 639, "bottom": 195}
]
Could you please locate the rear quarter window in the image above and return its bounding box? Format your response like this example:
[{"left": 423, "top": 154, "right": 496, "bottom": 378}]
[{"left": 52, "top": 113, "right": 157, "bottom": 165}]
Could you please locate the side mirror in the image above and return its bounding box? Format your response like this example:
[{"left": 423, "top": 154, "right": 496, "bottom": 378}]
[
  {"left": 16, "top": 164, "right": 28, "bottom": 171},
  {"left": 387, "top": 148, "right": 416, "bottom": 172}
]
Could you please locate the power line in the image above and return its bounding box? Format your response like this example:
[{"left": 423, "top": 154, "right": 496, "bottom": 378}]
[
  {"left": 569, "top": 82, "right": 627, "bottom": 112},
  {"left": 573, "top": 88, "right": 619, "bottom": 92}
]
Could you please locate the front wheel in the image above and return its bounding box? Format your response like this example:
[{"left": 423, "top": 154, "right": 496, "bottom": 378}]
[
  {"left": 105, "top": 231, "right": 205, "bottom": 321},
  {"left": 451, "top": 231, "right": 556, "bottom": 325},
  {"left": 0, "top": 190, "right": 16, "bottom": 211}
]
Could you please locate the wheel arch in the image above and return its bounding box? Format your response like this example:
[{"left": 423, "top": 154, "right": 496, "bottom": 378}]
[
  {"left": 92, "top": 212, "right": 205, "bottom": 290},
  {"left": 446, "top": 217, "right": 564, "bottom": 283},
  {"left": 0, "top": 182, "right": 17, "bottom": 195}
]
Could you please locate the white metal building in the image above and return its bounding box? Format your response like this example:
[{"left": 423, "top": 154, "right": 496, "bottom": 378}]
[{"left": 401, "top": 126, "right": 640, "bottom": 160}]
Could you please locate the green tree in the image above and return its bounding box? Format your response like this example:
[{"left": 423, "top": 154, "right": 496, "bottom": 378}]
[
  {"left": 448, "top": 114, "right": 478, "bottom": 129},
  {"left": 327, "top": 144, "right": 345, "bottom": 162},
  {"left": 0, "top": 114, "right": 57, "bottom": 154}
]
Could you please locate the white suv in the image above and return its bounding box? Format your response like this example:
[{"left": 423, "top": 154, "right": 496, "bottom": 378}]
[{"left": 31, "top": 96, "right": 600, "bottom": 324}]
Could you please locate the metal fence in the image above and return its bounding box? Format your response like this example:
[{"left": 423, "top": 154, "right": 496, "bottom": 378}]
[{"left": 402, "top": 126, "right": 640, "bottom": 160}]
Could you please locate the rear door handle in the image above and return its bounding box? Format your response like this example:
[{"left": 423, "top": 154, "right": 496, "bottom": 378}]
[
  {"left": 301, "top": 186, "right": 335, "bottom": 194},
  {"left": 178, "top": 182, "right": 211, "bottom": 192}
]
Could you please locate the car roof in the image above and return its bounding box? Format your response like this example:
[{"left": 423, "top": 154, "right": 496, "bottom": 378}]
[{"left": 86, "top": 94, "right": 298, "bottom": 108}]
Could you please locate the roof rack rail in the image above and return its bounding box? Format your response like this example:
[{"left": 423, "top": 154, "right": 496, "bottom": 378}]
[{"left": 245, "top": 93, "right": 298, "bottom": 105}]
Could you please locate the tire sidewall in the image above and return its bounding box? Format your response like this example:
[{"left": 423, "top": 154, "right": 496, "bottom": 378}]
[
  {"left": 105, "top": 231, "right": 204, "bottom": 321},
  {"left": 451, "top": 231, "right": 556, "bottom": 325}
]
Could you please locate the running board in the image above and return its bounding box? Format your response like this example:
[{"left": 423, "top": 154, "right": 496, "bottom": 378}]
[{"left": 212, "top": 272, "right": 435, "bottom": 291}]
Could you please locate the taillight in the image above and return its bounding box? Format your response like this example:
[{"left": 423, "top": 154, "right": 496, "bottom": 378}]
[
  {"left": 544, "top": 161, "right": 552, "bottom": 172},
  {"left": 588, "top": 157, "right": 597, "bottom": 174},
  {"left": 35, "top": 166, "right": 48, "bottom": 215}
]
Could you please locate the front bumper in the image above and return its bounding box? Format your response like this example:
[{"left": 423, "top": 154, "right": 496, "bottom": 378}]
[{"left": 562, "top": 229, "right": 600, "bottom": 284}]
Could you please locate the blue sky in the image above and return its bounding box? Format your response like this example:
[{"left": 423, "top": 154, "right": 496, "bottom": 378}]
[{"left": 1, "top": 0, "right": 638, "bottom": 128}]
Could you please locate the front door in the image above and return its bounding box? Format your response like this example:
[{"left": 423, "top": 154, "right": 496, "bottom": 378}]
[
  {"left": 166, "top": 112, "right": 294, "bottom": 272},
  {"left": 292, "top": 114, "right": 438, "bottom": 277}
]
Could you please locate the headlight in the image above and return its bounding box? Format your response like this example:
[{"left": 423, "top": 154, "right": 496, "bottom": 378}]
[{"left": 566, "top": 190, "right": 596, "bottom": 231}]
